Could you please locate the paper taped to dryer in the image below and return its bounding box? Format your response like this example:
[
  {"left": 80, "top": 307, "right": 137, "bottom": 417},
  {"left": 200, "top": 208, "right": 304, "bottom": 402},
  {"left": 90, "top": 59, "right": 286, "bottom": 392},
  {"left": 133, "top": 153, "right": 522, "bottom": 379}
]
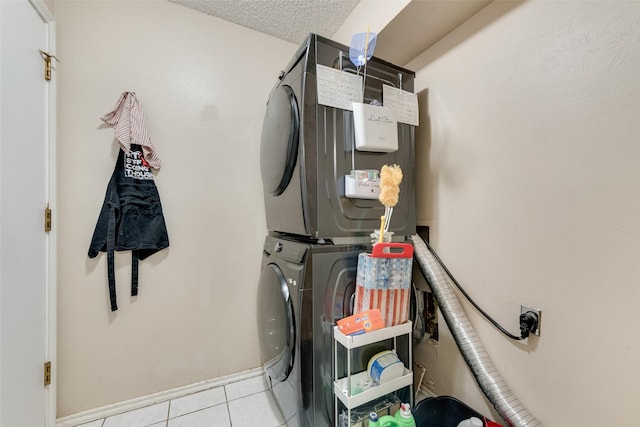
[{"left": 316, "top": 64, "right": 363, "bottom": 110}]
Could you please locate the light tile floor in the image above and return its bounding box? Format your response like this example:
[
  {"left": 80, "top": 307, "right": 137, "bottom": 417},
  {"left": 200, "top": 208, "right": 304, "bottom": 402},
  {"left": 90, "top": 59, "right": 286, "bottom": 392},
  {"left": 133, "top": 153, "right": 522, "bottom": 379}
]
[{"left": 74, "top": 375, "right": 286, "bottom": 427}]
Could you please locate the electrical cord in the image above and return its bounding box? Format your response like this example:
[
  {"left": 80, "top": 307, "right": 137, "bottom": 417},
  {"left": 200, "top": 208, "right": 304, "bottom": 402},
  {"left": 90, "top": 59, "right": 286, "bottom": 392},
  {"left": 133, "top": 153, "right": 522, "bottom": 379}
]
[{"left": 423, "top": 239, "right": 532, "bottom": 341}]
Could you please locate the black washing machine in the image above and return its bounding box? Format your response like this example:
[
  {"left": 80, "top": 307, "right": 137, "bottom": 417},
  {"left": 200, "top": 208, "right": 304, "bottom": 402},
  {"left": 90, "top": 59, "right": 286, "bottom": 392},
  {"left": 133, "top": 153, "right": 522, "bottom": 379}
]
[
  {"left": 260, "top": 33, "right": 416, "bottom": 242},
  {"left": 257, "top": 235, "right": 374, "bottom": 427}
]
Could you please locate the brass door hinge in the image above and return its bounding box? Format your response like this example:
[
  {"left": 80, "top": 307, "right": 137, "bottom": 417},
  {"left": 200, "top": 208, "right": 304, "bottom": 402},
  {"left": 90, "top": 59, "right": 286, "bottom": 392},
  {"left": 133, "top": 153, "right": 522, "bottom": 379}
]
[
  {"left": 38, "top": 50, "right": 59, "bottom": 81},
  {"left": 44, "top": 361, "right": 51, "bottom": 386},
  {"left": 44, "top": 206, "right": 52, "bottom": 232}
]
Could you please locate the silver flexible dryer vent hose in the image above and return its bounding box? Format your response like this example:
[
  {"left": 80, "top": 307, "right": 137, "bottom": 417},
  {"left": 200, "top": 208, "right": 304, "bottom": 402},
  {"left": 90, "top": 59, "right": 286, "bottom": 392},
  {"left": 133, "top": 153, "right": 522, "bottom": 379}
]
[{"left": 410, "top": 234, "right": 543, "bottom": 427}]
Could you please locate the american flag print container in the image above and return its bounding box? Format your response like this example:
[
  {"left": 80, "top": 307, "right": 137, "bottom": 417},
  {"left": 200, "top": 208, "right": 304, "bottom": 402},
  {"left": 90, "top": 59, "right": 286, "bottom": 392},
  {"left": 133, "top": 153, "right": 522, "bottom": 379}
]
[{"left": 354, "top": 242, "right": 414, "bottom": 327}]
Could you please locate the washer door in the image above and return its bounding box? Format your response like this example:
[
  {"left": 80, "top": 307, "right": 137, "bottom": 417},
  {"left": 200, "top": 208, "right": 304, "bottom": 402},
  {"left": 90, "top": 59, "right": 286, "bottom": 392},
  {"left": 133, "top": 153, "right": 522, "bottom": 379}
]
[
  {"left": 257, "top": 263, "right": 296, "bottom": 383},
  {"left": 260, "top": 85, "right": 300, "bottom": 196}
]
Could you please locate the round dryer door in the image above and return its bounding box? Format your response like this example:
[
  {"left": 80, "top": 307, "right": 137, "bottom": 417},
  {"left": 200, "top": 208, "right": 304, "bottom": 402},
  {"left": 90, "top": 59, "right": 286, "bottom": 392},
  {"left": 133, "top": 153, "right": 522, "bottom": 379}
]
[
  {"left": 260, "top": 85, "right": 299, "bottom": 196},
  {"left": 256, "top": 263, "right": 295, "bottom": 383}
]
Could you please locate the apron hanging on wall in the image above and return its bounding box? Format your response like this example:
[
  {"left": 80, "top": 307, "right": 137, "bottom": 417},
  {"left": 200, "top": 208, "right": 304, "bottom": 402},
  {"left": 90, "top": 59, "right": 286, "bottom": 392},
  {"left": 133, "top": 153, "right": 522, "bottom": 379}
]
[
  {"left": 89, "top": 92, "right": 168, "bottom": 311},
  {"left": 88, "top": 145, "right": 169, "bottom": 311}
]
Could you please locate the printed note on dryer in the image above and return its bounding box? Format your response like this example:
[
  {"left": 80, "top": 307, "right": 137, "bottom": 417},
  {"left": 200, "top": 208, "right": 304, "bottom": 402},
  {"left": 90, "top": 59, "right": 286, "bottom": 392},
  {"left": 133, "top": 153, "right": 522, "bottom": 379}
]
[
  {"left": 383, "top": 85, "right": 419, "bottom": 126},
  {"left": 316, "top": 64, "right": 363, "bottom": 111}
]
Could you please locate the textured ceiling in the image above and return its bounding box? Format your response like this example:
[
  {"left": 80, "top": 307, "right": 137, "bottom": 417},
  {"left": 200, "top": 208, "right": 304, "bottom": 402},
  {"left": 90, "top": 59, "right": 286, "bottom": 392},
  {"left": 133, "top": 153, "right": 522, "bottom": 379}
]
[{"left": 169, "top": 0, "right": 361, "bottom": 44}]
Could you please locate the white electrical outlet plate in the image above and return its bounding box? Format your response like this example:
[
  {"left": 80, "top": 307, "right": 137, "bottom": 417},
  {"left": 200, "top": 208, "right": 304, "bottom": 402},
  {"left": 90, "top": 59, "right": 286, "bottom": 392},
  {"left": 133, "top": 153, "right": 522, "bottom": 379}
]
[{"left": 521, "top": 305, "right": 541, "bottom": 336}]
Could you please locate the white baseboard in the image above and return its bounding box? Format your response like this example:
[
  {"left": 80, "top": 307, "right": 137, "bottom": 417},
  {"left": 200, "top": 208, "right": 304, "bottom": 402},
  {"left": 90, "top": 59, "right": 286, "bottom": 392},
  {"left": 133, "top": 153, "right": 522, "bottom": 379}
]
[{"left": 56, "top": 367, "right": 264, "bottom": 427}]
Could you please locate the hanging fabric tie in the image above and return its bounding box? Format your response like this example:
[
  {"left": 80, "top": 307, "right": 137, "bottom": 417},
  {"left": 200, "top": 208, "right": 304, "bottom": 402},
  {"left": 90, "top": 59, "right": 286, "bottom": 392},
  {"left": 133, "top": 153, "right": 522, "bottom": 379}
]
[
  {"left": 88, "top": 92, "right": 169, "bottom": 311},
  {"left": 100, "top": 91, "right": 161, "bottom": 169}
]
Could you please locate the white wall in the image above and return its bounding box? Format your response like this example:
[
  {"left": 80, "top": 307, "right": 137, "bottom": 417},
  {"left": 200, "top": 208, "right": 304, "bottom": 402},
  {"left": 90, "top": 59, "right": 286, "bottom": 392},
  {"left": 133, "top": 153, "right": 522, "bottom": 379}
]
[
  {"left": 409, "top": 1, "right": 640, "bottom": 425},
  {"left": 55, "top": 1, "right": 295, "bottom": 417}
]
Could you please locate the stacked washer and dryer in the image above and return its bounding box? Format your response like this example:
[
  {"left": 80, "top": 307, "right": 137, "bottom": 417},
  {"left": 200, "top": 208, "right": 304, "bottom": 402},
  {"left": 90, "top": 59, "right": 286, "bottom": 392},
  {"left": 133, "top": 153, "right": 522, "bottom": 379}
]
[{"left": 256, "top": 34, "right": 416, "bottom": 427}]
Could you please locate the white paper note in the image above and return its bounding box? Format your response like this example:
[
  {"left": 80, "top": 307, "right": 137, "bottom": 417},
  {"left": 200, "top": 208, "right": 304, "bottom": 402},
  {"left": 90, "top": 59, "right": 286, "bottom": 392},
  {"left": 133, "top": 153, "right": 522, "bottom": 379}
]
[
  {"left": 383, "top": 85, "right": 419, "bottom": 126},
  {"left": 316, "top": 64, "right": 363, "bottom": 111}
]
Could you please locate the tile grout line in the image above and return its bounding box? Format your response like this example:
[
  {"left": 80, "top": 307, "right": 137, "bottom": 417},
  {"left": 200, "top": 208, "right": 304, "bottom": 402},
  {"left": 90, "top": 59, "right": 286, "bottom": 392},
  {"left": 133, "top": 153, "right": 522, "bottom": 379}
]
[
  {"left": 223, "top": 384, "right": 233, "bottom": 426},
  {"left": 164, "top": 400, "right": 229, "bottom": 422}
]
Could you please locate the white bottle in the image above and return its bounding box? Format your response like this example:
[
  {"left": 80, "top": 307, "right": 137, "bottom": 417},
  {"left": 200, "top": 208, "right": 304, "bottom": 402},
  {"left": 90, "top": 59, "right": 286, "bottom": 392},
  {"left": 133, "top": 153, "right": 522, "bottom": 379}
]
[{"left": 456, "top": 417, "right": 483, "bottom": 427}]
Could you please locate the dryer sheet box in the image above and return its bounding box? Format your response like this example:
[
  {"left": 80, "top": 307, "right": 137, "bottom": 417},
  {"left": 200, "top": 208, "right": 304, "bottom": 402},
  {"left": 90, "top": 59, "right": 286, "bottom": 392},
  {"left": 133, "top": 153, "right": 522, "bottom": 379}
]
[{"left": 336, "top": 308, "right": 385, "bottom": 336}]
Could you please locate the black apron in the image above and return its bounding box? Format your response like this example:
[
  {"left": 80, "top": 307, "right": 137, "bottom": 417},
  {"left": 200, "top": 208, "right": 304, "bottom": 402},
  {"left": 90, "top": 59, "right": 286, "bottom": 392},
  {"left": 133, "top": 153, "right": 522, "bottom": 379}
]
[{"left": 88, "top": 145, "right": 169, "bottom": 311}]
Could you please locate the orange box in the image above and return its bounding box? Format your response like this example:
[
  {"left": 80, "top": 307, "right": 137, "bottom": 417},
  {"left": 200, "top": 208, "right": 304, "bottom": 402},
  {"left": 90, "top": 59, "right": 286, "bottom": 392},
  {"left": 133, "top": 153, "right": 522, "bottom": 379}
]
[{"left": 337, "top": 309, "right": 385, "bottom": 336}]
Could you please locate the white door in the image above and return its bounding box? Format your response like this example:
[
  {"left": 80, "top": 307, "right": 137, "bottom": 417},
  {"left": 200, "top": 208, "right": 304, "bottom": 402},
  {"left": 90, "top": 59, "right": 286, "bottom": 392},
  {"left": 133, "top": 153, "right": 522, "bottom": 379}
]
[{"left": 0, "top": 1, "right": 55, "bottom": 426}]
